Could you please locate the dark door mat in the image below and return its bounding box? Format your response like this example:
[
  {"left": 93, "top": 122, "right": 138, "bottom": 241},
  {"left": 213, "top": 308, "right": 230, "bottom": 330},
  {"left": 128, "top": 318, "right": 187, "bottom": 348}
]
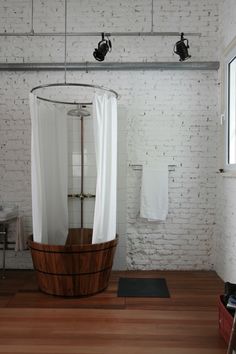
[{"left": 118, "top": 278, "right": 170, "bottom": 297}]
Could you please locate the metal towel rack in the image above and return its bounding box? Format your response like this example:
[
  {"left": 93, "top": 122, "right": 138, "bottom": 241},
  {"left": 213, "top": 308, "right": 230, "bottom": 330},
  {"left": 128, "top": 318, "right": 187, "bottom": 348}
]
[{"left": 129, "top": 164, "right": 176, "bottom": 171}]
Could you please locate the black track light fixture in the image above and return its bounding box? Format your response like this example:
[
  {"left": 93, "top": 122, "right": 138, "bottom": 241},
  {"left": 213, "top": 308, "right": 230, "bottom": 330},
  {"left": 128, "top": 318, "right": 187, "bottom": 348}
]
[
  {"left": 174, "top": 32, "right": 191, "bottom": 61},
  {"left": 93, "top": 33, "right": 112, "bottom": 61}
]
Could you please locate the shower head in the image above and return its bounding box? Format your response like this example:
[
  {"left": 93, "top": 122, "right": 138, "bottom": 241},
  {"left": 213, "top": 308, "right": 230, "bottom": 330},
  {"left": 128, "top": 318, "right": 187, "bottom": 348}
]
[{"left": 67, "top": 105, "right": 90, "bottom": 117}]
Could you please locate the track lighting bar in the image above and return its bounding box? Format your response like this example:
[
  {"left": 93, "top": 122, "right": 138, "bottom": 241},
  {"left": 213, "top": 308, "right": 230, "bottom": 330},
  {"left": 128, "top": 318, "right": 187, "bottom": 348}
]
[
  {"left": 0, "top": 61, "right": 219, "bottom": 71},
  {"left": 0, "top": 31, "right": 201, "bottom": 37}
]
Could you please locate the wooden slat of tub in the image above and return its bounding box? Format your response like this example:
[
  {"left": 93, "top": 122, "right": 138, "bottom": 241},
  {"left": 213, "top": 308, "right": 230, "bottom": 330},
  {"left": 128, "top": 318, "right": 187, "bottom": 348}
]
[{"left": 28, "top": 230, "right": 118, "bottom": 296}]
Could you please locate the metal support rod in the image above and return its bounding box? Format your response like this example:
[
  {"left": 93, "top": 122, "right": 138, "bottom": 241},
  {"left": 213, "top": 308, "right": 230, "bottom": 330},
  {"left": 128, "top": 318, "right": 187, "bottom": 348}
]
[
  {"left": 2, "top": 231, "right": 6, "bottom": 279},
  {"left": 64, "top": 0, "right": 67, "bottom": 83},
  {"left": 31, "top": 0, "right": 34, "bottom": 34},
  {"left": 0, "top": 62, "right": 220, "bottom": 71},
  {"left": 0, "top": 31, "right": 201, "bottom": 37},
  {"left": 0, "top": 226, "right": 7, "bottom": 279},
  {"left": 151, "top": 0, "right": 154, "bottom": 33},
  {"left": 80, "top": 114, "right": 84, "bottom": 230}
]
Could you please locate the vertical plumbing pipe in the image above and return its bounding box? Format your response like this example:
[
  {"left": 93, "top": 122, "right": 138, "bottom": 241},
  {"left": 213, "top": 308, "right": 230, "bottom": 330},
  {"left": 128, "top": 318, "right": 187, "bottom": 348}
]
[
  {"left": 31, "top": 0, "right": 34, "bottom": 34},
  {"left": 80, "top": 114, "right": 84, "bottom": 232},
  {"left": 151, "top": 0, "right": 154, "bottom": 33},
  {"left": 64, "top": 0, "right": 67, "bottom": 83}
]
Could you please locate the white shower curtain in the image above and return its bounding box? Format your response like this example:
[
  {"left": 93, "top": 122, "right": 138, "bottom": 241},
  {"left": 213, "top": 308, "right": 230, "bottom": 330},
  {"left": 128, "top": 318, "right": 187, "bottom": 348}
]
[
  {"left": 30, "top": 93, "right": 68, "bottom": 245},
  {"left": 92, "top": 93, "right": 117, "bottom": 244}
]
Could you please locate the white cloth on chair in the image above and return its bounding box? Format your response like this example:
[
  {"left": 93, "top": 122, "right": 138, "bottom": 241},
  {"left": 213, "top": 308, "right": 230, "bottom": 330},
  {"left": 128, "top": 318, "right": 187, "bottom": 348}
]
[{"left": 140, "top": 165, "right": 168, "bottom": 221}]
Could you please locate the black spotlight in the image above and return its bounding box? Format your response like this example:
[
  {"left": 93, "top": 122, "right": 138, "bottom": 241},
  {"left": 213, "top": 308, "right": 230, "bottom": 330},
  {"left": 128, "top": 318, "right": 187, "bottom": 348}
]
[
  {"left": 93, "top": 33, "right": 112, "bottom": 61},
  {"left": 174, "top": 32, "right": 191, "bottom": 61}
]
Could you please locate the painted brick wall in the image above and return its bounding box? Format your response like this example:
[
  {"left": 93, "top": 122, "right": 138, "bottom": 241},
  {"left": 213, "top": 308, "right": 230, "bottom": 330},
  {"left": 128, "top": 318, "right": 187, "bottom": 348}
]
[
  {"left": 0, "top": 0, "right": 220, "bottom": 270},
  {"left": 126, "top": 70, "right": 218, "bottom": 270},
  {"left": 214, "top": 0, "right": 236, "bottom": 283}
]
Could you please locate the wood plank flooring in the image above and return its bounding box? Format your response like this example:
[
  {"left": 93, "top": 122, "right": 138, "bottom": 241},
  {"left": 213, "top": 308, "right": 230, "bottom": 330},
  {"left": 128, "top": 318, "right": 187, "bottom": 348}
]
[{"left": 0, "top": 270, "right": 227, "bottom": 354}]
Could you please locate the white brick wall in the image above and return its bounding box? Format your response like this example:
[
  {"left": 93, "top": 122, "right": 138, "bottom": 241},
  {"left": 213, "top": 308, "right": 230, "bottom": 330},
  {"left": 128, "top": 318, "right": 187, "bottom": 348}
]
[
  {"left": 126, "top": 70, "right": 218, "bottom": 270},
  {"left": 0, "top": 0, "right": 221, "bottom": 270},
  {"left": 215, "top": 176, "right": 236, "bottom": 282},
  {"left": 214, "top": 0, "right": 236, "bottom": 283},
  {"left": 218, "top": 0, "right": 236, "bottom": 51}
]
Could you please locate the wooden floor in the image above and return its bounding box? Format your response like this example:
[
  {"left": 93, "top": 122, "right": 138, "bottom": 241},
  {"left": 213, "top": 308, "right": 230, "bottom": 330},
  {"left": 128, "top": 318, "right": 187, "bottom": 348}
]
[{"left": 0, "top": 270, "right": 227, "bottom": 354}]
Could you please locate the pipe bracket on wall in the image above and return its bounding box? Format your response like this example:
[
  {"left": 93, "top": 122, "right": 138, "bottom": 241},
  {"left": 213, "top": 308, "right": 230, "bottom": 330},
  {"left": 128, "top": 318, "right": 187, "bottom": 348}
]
[{"left": 68, "top": 193, "right": 95, "bottom": 199}]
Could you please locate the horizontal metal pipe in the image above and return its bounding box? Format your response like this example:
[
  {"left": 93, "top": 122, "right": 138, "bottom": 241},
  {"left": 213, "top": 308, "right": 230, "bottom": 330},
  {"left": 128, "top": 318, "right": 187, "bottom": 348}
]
[
  {"left": 0, "top": 31, "right": 201, "bottom": 37},
  {"left": 68, "top": 193, "right": 95, "bottom": 199},
  {"left": 0, "top": 61, "right": 220, "bottom": 71}
]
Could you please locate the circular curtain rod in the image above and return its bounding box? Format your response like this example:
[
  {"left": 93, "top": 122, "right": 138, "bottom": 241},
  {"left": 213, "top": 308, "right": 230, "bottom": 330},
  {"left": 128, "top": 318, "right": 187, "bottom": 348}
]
[{"left": 30, "top": 82, "right": 119, "bottom": 104}]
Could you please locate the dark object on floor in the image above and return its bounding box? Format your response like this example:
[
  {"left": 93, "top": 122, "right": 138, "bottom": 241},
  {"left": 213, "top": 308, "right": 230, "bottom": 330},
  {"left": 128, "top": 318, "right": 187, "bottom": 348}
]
[
  {"left": 225, "top": 282, "right": 236, "bottom": 298},
  {"left": 118, "top": 277, "right": 170, "bottom": 297},
  {"left": 224, "top": 282, "right": 236, "bottom": 308}
]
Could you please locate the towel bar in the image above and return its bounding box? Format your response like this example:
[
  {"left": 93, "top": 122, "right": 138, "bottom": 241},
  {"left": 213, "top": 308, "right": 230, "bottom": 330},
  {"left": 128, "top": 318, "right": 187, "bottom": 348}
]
[{"left": 129, "top": 164, "right": 176, "bottom": 171}]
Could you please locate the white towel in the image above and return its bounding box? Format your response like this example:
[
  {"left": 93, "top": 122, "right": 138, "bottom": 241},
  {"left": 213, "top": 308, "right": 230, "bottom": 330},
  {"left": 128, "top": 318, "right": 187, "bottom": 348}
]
[
  {"left": 15, "top": 216, "right": 27, "bottom": 251},
  {"left": 140, "top": 165, "right": 168, "bottom": 221}
]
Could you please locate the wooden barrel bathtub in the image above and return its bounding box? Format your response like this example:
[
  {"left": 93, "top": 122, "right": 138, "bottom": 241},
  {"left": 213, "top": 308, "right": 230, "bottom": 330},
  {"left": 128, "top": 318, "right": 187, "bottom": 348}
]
[{"left": 28, "top": 228, "right": 118, "bottom": 297}]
